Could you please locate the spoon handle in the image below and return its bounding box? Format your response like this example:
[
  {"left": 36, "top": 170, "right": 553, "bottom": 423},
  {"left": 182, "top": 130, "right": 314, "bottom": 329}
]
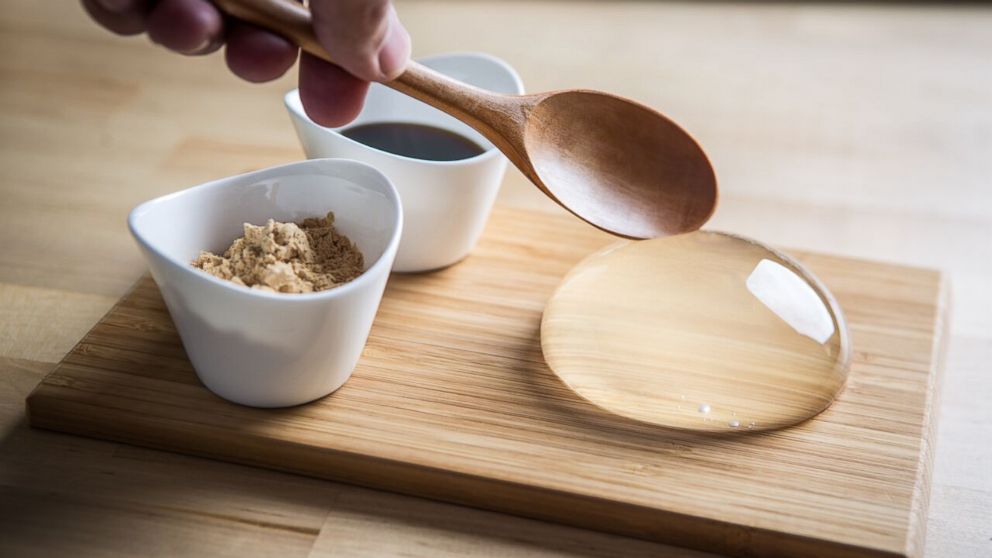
[
  {"left": 212, "top": 0, "right": 327, "bottom": 64},
  {"left": 212, "top": 0, "right": 525, "bottom": 160}
]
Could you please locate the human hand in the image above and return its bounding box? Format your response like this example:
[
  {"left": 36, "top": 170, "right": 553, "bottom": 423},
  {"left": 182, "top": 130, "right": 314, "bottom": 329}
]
[{"left": 82, "top": 0, "right": 411, "bottom": 126}]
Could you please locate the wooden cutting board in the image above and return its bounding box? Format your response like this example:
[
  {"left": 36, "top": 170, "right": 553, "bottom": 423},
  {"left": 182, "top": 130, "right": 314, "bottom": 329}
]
[{"left": 27, "top": 207, "right": 946, "bottom": 558}]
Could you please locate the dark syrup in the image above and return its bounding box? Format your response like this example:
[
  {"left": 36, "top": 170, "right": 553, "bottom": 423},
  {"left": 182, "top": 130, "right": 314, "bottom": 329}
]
[{"left": 341, "top": 122, "right": 486, "bottom": 161}]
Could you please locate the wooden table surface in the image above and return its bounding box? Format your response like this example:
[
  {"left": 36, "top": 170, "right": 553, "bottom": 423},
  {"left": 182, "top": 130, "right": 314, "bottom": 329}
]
[{"left": 0, "top": 1, "right": 989, "bottom": 556}]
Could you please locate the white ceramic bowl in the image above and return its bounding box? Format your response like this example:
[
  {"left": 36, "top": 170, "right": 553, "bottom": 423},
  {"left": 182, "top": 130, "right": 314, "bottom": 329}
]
[
  {"left": 128, "top": 159, "right": 403, "bottom": 407},
  {"left": 285, "top": 52, "right": 525, "bottom": 272}
]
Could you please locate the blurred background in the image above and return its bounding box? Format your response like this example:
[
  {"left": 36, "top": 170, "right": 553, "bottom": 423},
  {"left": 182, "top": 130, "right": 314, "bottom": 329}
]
[{"left": 1, "top": 1, "right": 989, "bottom": 557}]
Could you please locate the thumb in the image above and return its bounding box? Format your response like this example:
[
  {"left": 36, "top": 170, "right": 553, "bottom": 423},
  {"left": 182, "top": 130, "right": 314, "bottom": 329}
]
[{"left": 310, "top": 0, "right": 411, "bottom": 82}]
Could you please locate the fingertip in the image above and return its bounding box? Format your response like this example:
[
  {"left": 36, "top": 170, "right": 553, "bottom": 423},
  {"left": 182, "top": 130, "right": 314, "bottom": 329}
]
[
  {"left": 376, "top": 8, "right": 411, "bottom": 81},
  {"left": 225, "top": 24, "right": 299, "bottom": 83},
  {"left": 298, "top": 54, "right": 369, "bottom": 128},
  {"left": 96, "top": 0, "right": 134, "bottom": 12},
  {"left": 310, "top": 0, "right": 398, "bottom": 82},
  {"left": 82, "top": 0, "right": 149, "bottom": 35},
  {"left": 147, "top": 0, "right": 223, "bottom": 54}
]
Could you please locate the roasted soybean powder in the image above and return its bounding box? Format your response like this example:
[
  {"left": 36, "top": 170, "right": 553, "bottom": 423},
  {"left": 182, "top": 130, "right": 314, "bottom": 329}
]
[{"left": 192, "top": 213, "right": 364, "bottom": 294}]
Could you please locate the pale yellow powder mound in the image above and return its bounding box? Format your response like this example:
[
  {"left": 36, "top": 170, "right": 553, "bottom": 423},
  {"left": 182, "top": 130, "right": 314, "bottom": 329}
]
[{"left": 192, "top": 213, "right": 364, "bottom": 294}]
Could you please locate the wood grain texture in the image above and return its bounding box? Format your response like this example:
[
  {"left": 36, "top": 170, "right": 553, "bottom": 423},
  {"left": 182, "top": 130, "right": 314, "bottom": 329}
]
[
  {"left": 0, "top": 285, "right": 116, "bottom": 363},
  {"left": 26, "top": 207, "right": 946, "bottom": 558}
]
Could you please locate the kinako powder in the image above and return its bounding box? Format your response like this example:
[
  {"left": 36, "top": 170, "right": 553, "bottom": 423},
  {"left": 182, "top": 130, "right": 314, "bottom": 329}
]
[{"left": 192, "top": 213, "right": 364, "bottom": 294}]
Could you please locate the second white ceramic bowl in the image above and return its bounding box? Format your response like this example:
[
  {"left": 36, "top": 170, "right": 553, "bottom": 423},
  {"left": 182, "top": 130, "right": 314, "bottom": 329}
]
[
  {"left": 128, "top": 159, "right": 403, "bottom": 407},
  {"left": 285, "top": 52, "right": 525, "bottom": 272}
]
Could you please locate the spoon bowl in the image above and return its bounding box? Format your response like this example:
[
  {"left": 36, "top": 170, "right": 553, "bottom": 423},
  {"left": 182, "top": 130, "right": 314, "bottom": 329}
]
[
  {"left": 215, "top": 0, "right": 718, "bottom": 238},
  {"left": 524, "top": 90, "right": 717, "bottom": 238}
]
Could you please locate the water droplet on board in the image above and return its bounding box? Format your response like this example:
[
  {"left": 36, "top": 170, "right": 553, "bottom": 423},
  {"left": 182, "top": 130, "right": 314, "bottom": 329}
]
[
  {"left": 729, "top": 420, "right": 741, "bottom": 428},
  {"left": 541, "top": 232, "right": 851, "bottom": 433}
]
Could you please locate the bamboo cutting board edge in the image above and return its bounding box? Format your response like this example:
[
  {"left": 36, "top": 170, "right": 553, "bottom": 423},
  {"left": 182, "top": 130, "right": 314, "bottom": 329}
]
[
  {"left": 24, "top": 207, "right": 948, "bottom": 558},
  {"left": 905, "top": 275, "right": 948, "bottom": 558},
  {"left": 25, "top": 387, "right": 916, "bottom": 558}
]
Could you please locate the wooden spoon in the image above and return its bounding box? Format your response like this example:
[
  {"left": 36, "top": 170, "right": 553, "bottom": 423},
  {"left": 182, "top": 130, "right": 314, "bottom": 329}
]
[{"left": 214, "top": 0, "right": 718, "bottom": 239}]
